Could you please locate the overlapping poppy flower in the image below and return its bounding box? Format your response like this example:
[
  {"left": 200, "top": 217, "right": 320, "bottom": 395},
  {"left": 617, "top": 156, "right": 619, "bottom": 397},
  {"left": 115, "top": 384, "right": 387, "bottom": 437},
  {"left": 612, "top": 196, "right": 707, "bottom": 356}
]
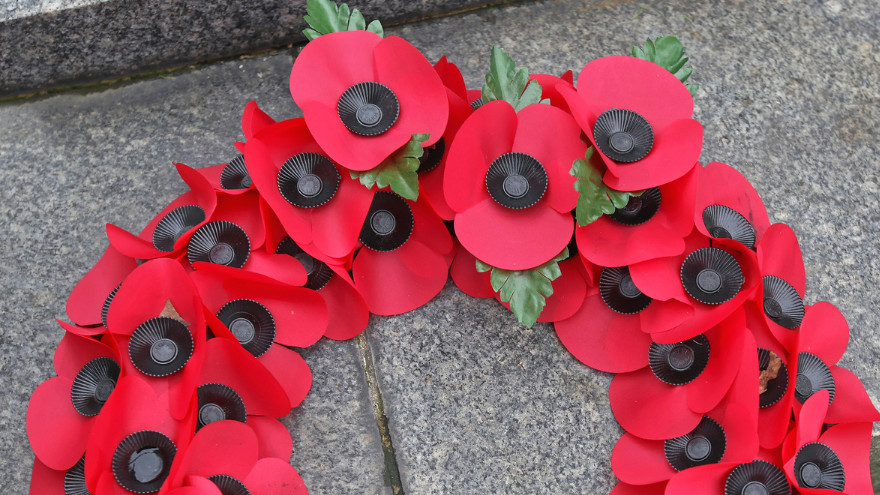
[
  {"left": 27, "top": 331, "right": 121, "bottom": 471},
  {"left": 352, "top": 189, "right": 453, "bottom": 315},
  {"left": 576, "top": 164, "right": 698, "bottom": 268},
  {"left": 558, "top": 56, "right": 703, "bottom": 191},
  {"left": 444, "top": 100, "right": 586, "bottom": 270},
  {"left": 65, "top": 244, "right": 137, "bottom": 329},
  {"left": 289, "top": 30, "right": 448, "bottom": 171},
  {"left": 164, "top": 420, "right": 307, "bottom": 494}
]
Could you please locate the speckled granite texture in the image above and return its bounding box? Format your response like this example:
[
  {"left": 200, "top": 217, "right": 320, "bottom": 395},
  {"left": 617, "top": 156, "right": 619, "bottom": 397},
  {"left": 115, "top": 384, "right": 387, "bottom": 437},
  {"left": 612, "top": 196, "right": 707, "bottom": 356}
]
[
  {"left": 1, "top": 0, "right": 879, "bottom": 493},
  {"left": 0, "top": 0, "right": 506, "bottom": 97}
]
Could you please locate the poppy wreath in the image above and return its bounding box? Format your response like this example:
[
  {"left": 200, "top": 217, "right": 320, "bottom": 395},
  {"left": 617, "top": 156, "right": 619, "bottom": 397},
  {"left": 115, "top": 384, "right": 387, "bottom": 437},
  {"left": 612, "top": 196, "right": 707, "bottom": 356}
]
[{"left": 26, "top": 1, "right": 879, "bottom": 493}]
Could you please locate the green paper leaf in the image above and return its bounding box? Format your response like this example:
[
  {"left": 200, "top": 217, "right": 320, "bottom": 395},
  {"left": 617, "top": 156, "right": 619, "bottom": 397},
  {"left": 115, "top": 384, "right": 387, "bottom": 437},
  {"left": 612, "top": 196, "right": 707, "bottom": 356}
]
[
  {"left": 570, "top": 147, "right": 642, "bottom": 227},
  {"left": 476, "top": 248, "right": 569, "bottom": 328},
  {"left": 481, "top": 45, "right": 547, "bottom": 112},
  {"left": 631, "top": 35, "right": 698, "bottom": 96},
  {"left": 303, "top": 0, "right": 384, "bottom": 41},
  {"left": 349, "top": 134, "right": 429, "bottom": 200}
]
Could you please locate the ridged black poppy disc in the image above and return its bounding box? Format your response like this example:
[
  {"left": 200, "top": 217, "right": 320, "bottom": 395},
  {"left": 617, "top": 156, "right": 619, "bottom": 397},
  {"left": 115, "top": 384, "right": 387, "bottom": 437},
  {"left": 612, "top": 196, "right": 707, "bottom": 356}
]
[
  {"left": 129, "top": 317, "right": 194, "bottom": 377},
  {"left": 220, "top": 155, "right": 252, "bottom": 190},
  {"left": 665, "top": 416, "right": 726, "bottom": 471},
  {"left": 417, "top": 137, "right": 446, "bottom": 174},
  {"left": 209, "top": 474, "right": 252, "bottom": 495},
  {"left": 276, "top": 236, "right": 333, "bottom": 290},
  {"left": 649, "top": 335, "right": 710, "bottom": 385},
  {"left": 101, "top": 283, "right": 121, "bottom": 329},
  {"left": 724, "top": 460, "right": 791, "bottom": 495},
  {"left": 111, "top": 430, "right": 176, "bottom": 493},
  {"left": 152, "top": 205, "right": 206, "bottom": 252},
  {"left": 337, "top": 82, "right": 399, "bottom": 136},
  {"left": 794, "top": 352, "right": 835, "bottom": 404},
  {"left": 277, "top": 152, "right": 341, "bottom": 208},
  {"left": 762, "top": 276, "right": 805, "bottom": 329},
  {"left": 359, "top": 191, "right": 414, "bottom": 252},
  {"left": 593, "top": 108, "right": 654, "bottom": 162},
  {"left": 485, "top": 152, "right": 547, "bottom": 209},
  {"left": 703, "top": 205, "right": 757, "bottom": 249},
  {"left": 793, "top": 442, "right": 845, "bottom": 491},
  {"left": 187, "top": 221, "right": 250, "bottom": 268},
  {"left": 64, "top": 457, "right": 89, "bottom": 495},
  {"left": 71, "top": 356, "right": 121, "bottom": 416},
  {"left": 197, "top": 383, "right": 247, "bottom": 431},
  {"left": 610, "top": 187, "right": 662, "bottom": 225},
  {"left": 216, "top": 299, "right": 276, "bottom": 357},
  {"left": 681, "top": 247, "right": 744, "bottom": 305},
  {"left": 599, "top": 266, "right": 652, "bottom": 314}
]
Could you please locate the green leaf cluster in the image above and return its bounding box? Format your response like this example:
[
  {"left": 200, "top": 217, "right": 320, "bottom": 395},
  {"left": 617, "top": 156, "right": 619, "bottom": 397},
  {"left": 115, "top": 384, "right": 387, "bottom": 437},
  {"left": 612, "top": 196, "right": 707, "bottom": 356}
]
[
  {"left": 631, "top": 36, "right": 698, "bottom": 97},
  {"left": 303, "top": 0, "right": 384, "bottom": 41},
  {"left": 349, "top": 134, "right": 429, "bottom": 200},
  {"left": 570, "top": 147, "right": 642, "bottom": 227},
  {"left": 476, "top": 248, "right": 568, "bottom": 328},
  {"left": 481, "top": 45, "right": 547, "bottom": 112}
]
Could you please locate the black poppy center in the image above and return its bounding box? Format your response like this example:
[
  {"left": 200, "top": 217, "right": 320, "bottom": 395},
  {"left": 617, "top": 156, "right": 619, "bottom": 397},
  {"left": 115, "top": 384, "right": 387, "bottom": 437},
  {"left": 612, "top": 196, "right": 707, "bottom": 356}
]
[
  {"left": 609, "top": 132, "right": 635, "bottom": 153},
  {"left": 485, "top": 152, "right": 548, "bottom": 209},
  {"left": 209, "top": 243, "right": 235, "bottom": 265},
  {"left": 337, "top": 82, "right": 399, "bottom": 136},
  {"left": 593, "top": 108, "right": 654, "bottom": 162},
  {"left": 741, "top": 482, "right": 769, "bottom": 495},
  {"left": 668, "top": 344, "right": 696, "bottom": 371},
  {"left": 685, "top": 436, "right": 712, "bottom": 461},
  {"left": 295, "top": 253, "right": 316, "bottom": 274},
  {"left": 696, "top": 269, "right": 723, "bottom": 293},
  {"left": 618, "top": 274, "right": 641, "bottom": 298},
  {"left": 198, "top": 403, "right": 226, "bottom": 425},
  {"left": 763, "top": 298, "right": 783, "bottom": 318},
  {"left": 229, "top": 317, "right": 256, "bottom": 344},
  {"left": 94, "top": 379, "right": 115, "bottom": 403},
  {"left": 799, "top": 462, "right": 822, "bottom": 488},
  {"left": 599, "top": 266, "right": 652, "bottom": 315},
  {"left": 297, "top": 174, "right": 323, "bottom": 197},
  {"left": 621, "top": 196, "right": 643, "bottom": 213},
  {"left": 795, "top": 373, "right": 814, "bottom": 397},
  {"left": 703, "top": 205, "right": 756, "bottom": 249},
  {"left": 150, "top": 338, "right": 179, "bottom": 365},
  {"left": 610, "top": 187, "right": 662, "bottom": 226},
  {"left": 278, "top": 152, "right": 341, "bottom": 209},
  {"left": 359, "top": 191, "right": 414, "bottom": 252},
  {"left": 129, "top": 447, "right": 164, "bottom": 484}
]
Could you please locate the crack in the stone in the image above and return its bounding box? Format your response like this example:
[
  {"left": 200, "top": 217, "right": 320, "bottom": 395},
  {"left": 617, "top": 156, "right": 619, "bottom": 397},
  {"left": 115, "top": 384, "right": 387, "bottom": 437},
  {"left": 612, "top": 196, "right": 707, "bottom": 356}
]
[{"left": 356, "top": 333, "right": 405, "bottom": 495}]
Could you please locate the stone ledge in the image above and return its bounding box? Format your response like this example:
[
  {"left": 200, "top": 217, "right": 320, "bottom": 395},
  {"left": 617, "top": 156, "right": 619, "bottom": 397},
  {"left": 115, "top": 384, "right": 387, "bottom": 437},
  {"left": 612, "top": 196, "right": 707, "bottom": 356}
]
[{"left": 0, "top": 0, "right": 507, "bottom": 98}]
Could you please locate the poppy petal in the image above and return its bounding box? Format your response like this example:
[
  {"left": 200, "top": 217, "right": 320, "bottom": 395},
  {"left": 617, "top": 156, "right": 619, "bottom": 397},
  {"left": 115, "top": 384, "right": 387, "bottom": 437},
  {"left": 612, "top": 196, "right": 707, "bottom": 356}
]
[
  {"left": 664, "top": 463, "right": 733, "bottom": 495},
  {"left": 320, "top": 265, "right": 370, "bottom": 340},
  {"left": 534, "top": 257, "right": 588, "bottom": 322},
  {"left": 444, "top": 100, "right": 517, "bottom": 212},
  {"left": 434, "top": 56, "right": 468, "bottom": 102},
  {"left": 169, "top": 421, "right": 258, "bottom": 485},
  {"left": 799, "top": 302, "right": 848, "bottom": 366},
  {"left": 248, "top": 416, "right": 293, "bottom": 461},
  {"left": 258, "top": 345, "right": 312, "bottom": 409},
  {"left": 353, "top": 239, "right": 449, "bottom": 315},
  {"left": 609, "top": 367, "right": 701, "bottom": 440},
  {"left": 201, "top": 338, "right": 290, "bottom": 418},
  {"left": 826, "top": 366, "right": 880, "bottom": 424},
  {"left": 455, "top": 198, "right": 573, "bottom": 270},
  {"left": 695, "top": 162, "right": 770, "bottom": 243},
  {"left": 554, "top": 292, "right": 651, "bottom": 373},
  {"left": 611, "top": 432, "right": 678, "bottom": 485},
  {"left": 66, "top": 245, "right": 137, "bottom": 327},
  {"left": 242, "top": 100, "right": 276, "bottom": 140},
  {"left": 757, "top": 223, "right": 806, "bottom": 297},
  {"left": 29, "top": 458, "right": 65, "bottom": 495},
  {"left": 610, "top": 481, "right": 668, "bottom": 495},
  {"left": 242, "top": 251, "right": 309, "bottom": 287},
  {"left": 819, "top": 421, "right": 873, "bottom": 495},
  {"left": 244, "top": 457, "right": 309, "bottom": 495},
  {"left": 26, "top": 377, "right": 91, "bottom": 470},
  {"left": 685, "top": 311, "right": 747, "bottom": 413},
  {"left": 450, "top": 240, "right": 494, "bottom": 298}
]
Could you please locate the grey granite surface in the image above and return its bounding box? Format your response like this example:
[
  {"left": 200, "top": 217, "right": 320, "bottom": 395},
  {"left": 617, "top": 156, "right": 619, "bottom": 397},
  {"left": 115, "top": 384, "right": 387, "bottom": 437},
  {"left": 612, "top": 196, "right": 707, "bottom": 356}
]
[
  {"left": 0, "top": 0, "right": 507, "bottom": 98},
  {"left": 1, "top": 0, "right": 879, "bottom": 493}
]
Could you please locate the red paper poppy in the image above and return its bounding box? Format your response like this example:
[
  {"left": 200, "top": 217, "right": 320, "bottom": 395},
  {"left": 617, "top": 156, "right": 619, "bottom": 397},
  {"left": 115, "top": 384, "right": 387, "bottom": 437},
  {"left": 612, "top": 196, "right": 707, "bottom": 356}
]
[
  {"left": 83, "top": 374, "right": 192, "bottom": 494},
  {"left": 789, "top": 302, "right": 880, "bottom": 425},
  {"left": 262, "top": 205, "right": 370, "bottom": 340},
  {"left": 611, "top": 399, "right": 759, "bottom": 486},
  {"left": 753, "top": 222, "right": 807, "bottom": 352},
  {"left": 608, "top": 309, "right": 751, "bottom": 440},
  {"left": 576, "top": 164, "right": 698, "bottom": 268},
  {"left": 27, "top": 331, "right": 119, "bottom": 471},
  {"left": 694, "top": 162, "right": 771, "bottom": 247},
  {"left": 244, "top": 117, "right": 375, "bottom": 260},
  {"left": 65, "top": 244, "right": 137, "bottom": 328},
  {"left": 352, "top": 190, "right": 453, "bottom": 315},
  {"left": 664, "top": 459, "right": 792, "bottom": 495},
  {"left": 449, "top": 238, "right": 494, "bottom": 298},
  {"left": 630, "top": 230, "right": 761, "bottom": 344},
  {"left": 106, "top": 162, "right": 218, "bottom": 260},
  {"left": 104, "top": 258, "right": 208, "bottom": 419},
  {"left": 289, "top": 30, "right": 448, "bottom": 171},
  {"left": 558, "top": 56, "right": 702, "bottom": 191},
  {"left": 191, "top": 265, "right": 323, "bottom": 408},
  {"left": 165, "top": 421, "right": 306, "bottom": 494},
  {"left": 417, "top": 57, "right": 476, "bottom": 221},
  {"left": 530, "top": 70, "right": 574, "bottom": 113},
  {"left": 781, "top": 391, "right": 874, "bottom": 494},
  {"left": 444, "top": 100, "right": 585, "bottom": 270}
]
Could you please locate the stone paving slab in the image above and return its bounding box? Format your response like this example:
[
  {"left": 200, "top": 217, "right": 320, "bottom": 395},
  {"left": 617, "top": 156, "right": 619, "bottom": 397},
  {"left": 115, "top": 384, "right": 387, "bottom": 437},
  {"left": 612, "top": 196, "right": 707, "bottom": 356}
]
[
  {"left": 368, "top": 0, "right": 880, "bottom": 492},
  {"left": 0, "top": 0, "right": 508, "bottom": 98}
]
